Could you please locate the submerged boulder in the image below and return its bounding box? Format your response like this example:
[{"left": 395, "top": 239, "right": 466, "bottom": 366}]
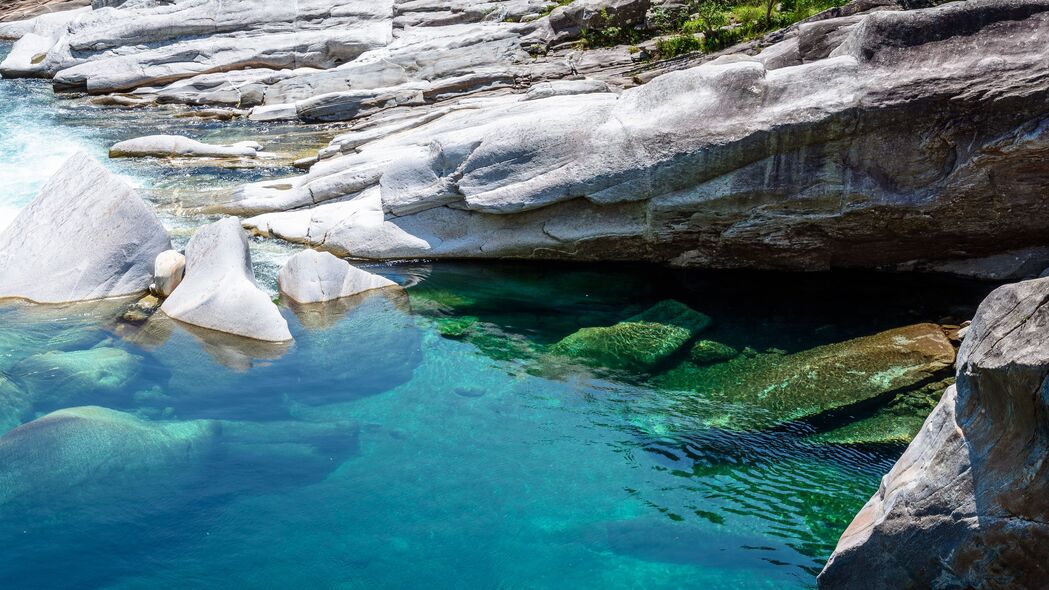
[
  {"left": 277, "top": 248, "right": 398, "bottom": 304},
  {"left": 809, "top": 378, "right": 951, "bottom": 446},
  {"left": 819, "top": 278, "right": 1049, "bottom": 589},
  {"left": 13, "top": 346, "right": 142, "bottom": 405},
  {"left": 0, "top": 152, "right": 171, "bottom": 303},
  {"left": 690, "top": 339, "right": 739, "bottom": 365},
  {"left": 160, "top": 218, "right": 292, "bottom": 342},
  {"left": 702, "top": 324, "right": 955, "bottom": 425},
  {"left": 552, "top": 300, "right": 710, "bottom": 371},
  {"left": 109, "top": 135, "right": 263, "bottom": 159},
  {"left": 0, "top": 406, "right": 219, "bottom": 507}
]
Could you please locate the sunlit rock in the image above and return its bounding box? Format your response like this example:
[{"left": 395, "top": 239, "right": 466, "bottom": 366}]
[
  {"left": 690, "top": 339, "right": 739, "bottom": 365},
  {"left": 109, "top": 135, "right": 263, "bottom": 159},
  {"left": 152, "top": 249, "right": 185, "bottom": 298},
  {"left": 820, "top": 277, "right": 1049, "bottom": 588},
  {"left": 160, "top": 218, "right": 292, "bottom": 342},
  {"left": 0, "top": 152, "right": 171, "bottom": 303},
  {"left": 277, "top": 248, "right": 398, "bottom": 304}
]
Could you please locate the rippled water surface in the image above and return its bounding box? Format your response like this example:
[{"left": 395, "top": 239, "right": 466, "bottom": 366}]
[{"left": 0, "top": 69, "right": 997, "bottom": 589}]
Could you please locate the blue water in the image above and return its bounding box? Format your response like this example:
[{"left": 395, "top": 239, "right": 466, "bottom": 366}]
[{"left": 0, "top": 71, "right": 996, "bottom": 588}]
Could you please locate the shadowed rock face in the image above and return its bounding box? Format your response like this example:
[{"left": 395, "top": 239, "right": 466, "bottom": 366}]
[
  {"left": 819, "top": 277, "right": 1049, "bottom": 589},
  {"left": 237, "top": 0, "right": 1049, "bottom": 275}
]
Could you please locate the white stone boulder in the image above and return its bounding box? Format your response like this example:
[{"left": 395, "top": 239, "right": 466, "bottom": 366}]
[
  {"left": 160, "top": 217, "right": 292, "bottom": 342},
  {"left": 109, "top": 135, "right": 263, "bottom": 159},
  {"left": 0, "top": 152, "right": 171, "bottom": 303},
  {"left": 152, "top": 249, "right": 185, "bottom": 297},
  {"left": 277, "top": 248, "right": 397, "bottom": 304}
]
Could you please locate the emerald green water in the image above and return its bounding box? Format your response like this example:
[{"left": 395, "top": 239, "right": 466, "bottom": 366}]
[{"left": 0, "top": 64, "right": 997, "bottom": 588}]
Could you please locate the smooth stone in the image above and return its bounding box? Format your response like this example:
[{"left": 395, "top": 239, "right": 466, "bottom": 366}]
[
  {"left": 152, "top": 249, "right": 185, "bottom": 297},
  {"left": 160, "top": 218, "right": 292, "bottom": 342},
  {"left": 819, "top": 277, "right": 1049, "bottom": 588},
  {"left": 109, "top": 134, "right": 263, "bottom": 159},
  {"left": 121, "top": 293, "right": 160, "bottom": 323},
  {"left": 277, "top": 248, "right": 397, "bottom": 304},
  {"left": 0, "top": 152, "right": 171, "bottom": 303}
]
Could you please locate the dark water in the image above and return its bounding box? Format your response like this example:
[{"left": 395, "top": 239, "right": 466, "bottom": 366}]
[{"left": 0, "top": 63, "right": 999, "bottom": 588}]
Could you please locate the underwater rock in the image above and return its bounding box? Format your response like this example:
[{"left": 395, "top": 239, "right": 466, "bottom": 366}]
[
  {"left": 121, "top": 293, "right": 160, "bottom": 323},
  {"left": 434, "top": 315, "right": 479, "bottom": 339},
  {"left": 552, "top": 300, "right": 710, "bottom": 371},
  {"left": 690, "top": 340, "right": 739, "bottom": 365},
  {"left": 152, "top": 249, "right": 185, "bottom": 298},
  {"left": 0, "top": 406, "right": 219, "bottom": 507},
  {"left": 278, "top": 248, "right": 398, "bottom": 304},
  {"left": 109, "top": 134, "right": 263, "bottom": 159},
  {"left": 809, "top": 378, "right": 952, "bottom": 446},
  {"left": 820, "top": 277, "right": 1049, "bottom": 589},
  {"left": 552, "top": 321, "right": 692, "bottom": 372},
  {"left": 161, "top": 218, "right": 292, "bottom": 342},
  {"left": 702, "top": 323, "right": 955, "bottom": 425},
  {"left": 13, "top": 346, "right": 142, "bottom": 404},
  {"left": 0, "top": 374, "right": 31, "bottom": 434},
  {"left": 0, "top": 152, "right": 171, "bottom": 304}
]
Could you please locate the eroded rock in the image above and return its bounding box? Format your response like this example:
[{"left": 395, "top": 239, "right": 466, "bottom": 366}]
[
  {"left": 0, "top": 152, "right": 171, "bottom": 304},
  {"left": 109, "top": 135, "right": 263, "bottom": 159},
  {"left": 160, "top": 218, "right": 292, "bottom": 342},
  {"left": 278, "top": 248, "right": 398, "bottom": 304}
]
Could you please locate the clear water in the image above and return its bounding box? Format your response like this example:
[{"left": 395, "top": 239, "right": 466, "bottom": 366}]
[{"left": 0, "top": 64, "right": 997, "bottom": 589}]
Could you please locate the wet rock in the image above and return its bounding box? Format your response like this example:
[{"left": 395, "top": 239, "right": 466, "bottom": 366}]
[
  {"left": 703, "top": 324, "right": 956, "bottom": 425},
  {"left": 0, "top": 406, "right": 219, "bottom": 508},
  {"left": 819, "top": 277, "right": 1049, "bottom": 588},
  {"left": 0, "top": 152, "right": 171, "bottom": 303},
  {"left": 109, "top": 134, "right": 263, "bottom": 159},
  {"left": 435, "top": 315, "right": 479, "bottom": 339},
  {"left": 690, "top": 339, "right": 738, "bottom": 365},
  {"left": 810, "top": 378, "right": 953, "bottom": 446},
  {"left": 13, "top": 346, "right": 143, "bottom": 403},
  {"left": 277, "top": 248, "right": 398, "bottom": 304},
  {"left": 152, "top": 249, "right": 185, "bottom": 298},
  {"left": 552, "top": 300, "right": 710, "bottom": 371},
  {"left": 160, "top": 218, "right": 292, "bottom": 342},
  {"left": 121, "top": 293, "right": 160, "bottom": 323}
]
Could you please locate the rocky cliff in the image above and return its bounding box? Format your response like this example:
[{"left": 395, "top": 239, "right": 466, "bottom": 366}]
[
  {"left": 2, "top": 0, "right": 1047, "bottom": 277},
  {"left": 819, "top": 275, "right": 1049, "bottom": 588}
]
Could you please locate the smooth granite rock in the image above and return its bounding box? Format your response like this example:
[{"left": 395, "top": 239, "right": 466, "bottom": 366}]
[
  {"left": 152, "top": 249, "right": 185, "bottom": 297},
  {"left": 109, "top": 135, "right": 263, "bottom": 159},
  {"left": 819, "top": 277, "right": 1049, "bottom": 589},
  {"left": 160, "top": 218, "right": 292, "bottom": 342},
  {"left": 277, "top": 249, "right": 397, "bottom": 304},
  {"left": 0, "top": 152, "right": 171, "bottom": 303},
  {"left": 232, "top": 0, "right": 1049, "bottom": 279}
]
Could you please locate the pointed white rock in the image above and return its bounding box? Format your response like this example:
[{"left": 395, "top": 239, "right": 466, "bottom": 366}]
[
  {"left": 278, "top": 249, "right": 397, "bottom": 304},
  {"left": 161, "top": 218, "right": 292, "bottom": 342},
  {"left": 0, "top": 152, "right": 171, "bottom": 304}
]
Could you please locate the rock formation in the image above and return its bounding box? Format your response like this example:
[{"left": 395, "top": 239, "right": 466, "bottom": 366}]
[
  {"left": 278, "top": 249, "right": 398, "bottom": 304},
  {"left": 0, "top": 152, "right": 171, "bottom": 304},
  {"left": 109, "top": 135, "right": 264, "bottom": 159},
  {"left": 819, "top": 277, "right": 1049, "bottom": 588},
  {"left": 152, "top": 249, "right": 185, "bottom": 298},
  {"left": 160, "top": 218, "right": 292, "bottom": 342}
]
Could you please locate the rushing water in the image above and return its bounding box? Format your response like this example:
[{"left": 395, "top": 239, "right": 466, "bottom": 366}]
[{"left": 0, "top": 69, "right": 998, "bottom": 589}]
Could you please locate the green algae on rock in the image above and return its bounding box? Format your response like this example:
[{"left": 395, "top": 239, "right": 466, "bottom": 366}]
[
  {"left": 551, "top": 301, "right": 711, "bottom": 372},
  {"left": 13, "top": 346, "right": 142, "bottom": 401},
  {"left": 690, "top": 340, "right": 739, "bottom": 365},
  {"left": 810, "top": 379, "right": 954, "bottom": 446},
  {"left": 695, "top": 324, "right": 956, "bottom": 426}
]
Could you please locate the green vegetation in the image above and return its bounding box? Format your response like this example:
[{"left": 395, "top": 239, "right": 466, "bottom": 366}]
[{"left": 647, "top": 0, "right": 848, "bottom": 58}]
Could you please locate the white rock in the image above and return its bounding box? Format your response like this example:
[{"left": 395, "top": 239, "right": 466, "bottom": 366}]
[
  {"left": 248, "top": 103, "right": 299, "bottom": 122},
  {"left": 160, "top": 218, "right": 291, "bottom": 342},
  {"left": 278, "top": 249, "right": 397, "bottom": 303},
  {"left": 109, "top": 135, "right": 263, "bottom": 159},
  {"left": 0, "top": 152, "right": 171, "bottom": 304},
  {"left": 152, "top": 250, "right": 185, "bottom": 297}
]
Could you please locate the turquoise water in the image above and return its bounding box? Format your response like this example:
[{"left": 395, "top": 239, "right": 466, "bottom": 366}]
[{"left": 0, "top": 69, "right": 996, "bottom": 588}]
